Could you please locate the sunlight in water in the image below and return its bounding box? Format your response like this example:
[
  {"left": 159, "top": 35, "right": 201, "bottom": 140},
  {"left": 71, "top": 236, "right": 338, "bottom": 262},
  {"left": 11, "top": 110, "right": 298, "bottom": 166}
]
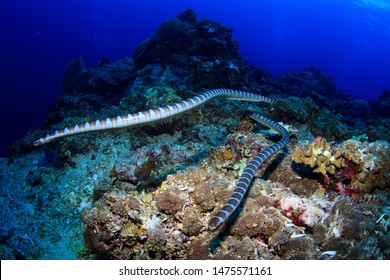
[{"left": 353, "top": 0, "right": 390, "bottom": 9}]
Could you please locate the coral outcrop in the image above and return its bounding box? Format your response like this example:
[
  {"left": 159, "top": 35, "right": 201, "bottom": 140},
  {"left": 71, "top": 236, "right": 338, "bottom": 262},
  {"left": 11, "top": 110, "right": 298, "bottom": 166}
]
[
  {"left": 292, "top": 138, "right": 345, "bottom": 175},
  {"left": 340, "top": 139, "right": 390, "bottom": 193}
]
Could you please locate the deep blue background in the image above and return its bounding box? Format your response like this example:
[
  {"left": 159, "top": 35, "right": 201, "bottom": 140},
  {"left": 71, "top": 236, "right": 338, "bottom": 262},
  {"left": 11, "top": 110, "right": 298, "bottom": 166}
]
[{"left": 1, "top": 0, "right": 390, "bottom": 157}]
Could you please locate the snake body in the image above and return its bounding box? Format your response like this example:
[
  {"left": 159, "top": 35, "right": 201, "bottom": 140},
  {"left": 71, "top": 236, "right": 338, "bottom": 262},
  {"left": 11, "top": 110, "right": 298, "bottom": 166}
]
[
  {"left": 33, "top": 89, "right": 274, "bottom": 146},
  {"left": 33, "top": 88, "right": 289, "bottom": 231},
  {"left": 208, "top": 113, "right": 290, "bottom": 230}
]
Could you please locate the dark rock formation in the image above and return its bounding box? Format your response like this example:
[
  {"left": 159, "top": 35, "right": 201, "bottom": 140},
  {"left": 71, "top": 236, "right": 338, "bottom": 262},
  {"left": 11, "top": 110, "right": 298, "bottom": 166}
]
[
  {"left": 62, "top": 57, "right": 135, "bottom": 98},
  {"left": 133, "top": 9, "right": 240, "bottom": 68},
  {"left": 62, "top": 57, "right": 88, "bottom": 94},
  {"left": 278, "top": 66, "right": 337, "bottom": 99}
]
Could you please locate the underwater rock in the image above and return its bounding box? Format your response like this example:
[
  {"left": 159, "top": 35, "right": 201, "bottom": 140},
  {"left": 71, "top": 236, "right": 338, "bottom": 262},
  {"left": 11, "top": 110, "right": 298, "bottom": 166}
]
[
  {"left": 270, "top": 96, "right": 319, "bottom": 125},
  {"left": 309, "top": 108, "right": 352, "bottom": 140},
  {"left": 278, "top": 236, "right": 318, "bottom": 259},
  {"left": 62, "top": 57, "right": 88, "bottom": 94},
  {"left": 270, "top": 96, "right": 351, "bottom": 141},
  {"left": 133, "top": 9, "right": 240, "bottom": 68},
  {"left": 346, "top": 99, "right": 372, "bottom": 119},
  {"left": 366, "top": 119, "right": 390, "bottom": 142},
  {"left": 84, "top": 57, "right": 135, "bottom": 96},
  {"left": 63, "top": 57, "right": 135, "bottom": 99},
  {"left": 373, "top": 91, "right": 390, "bottom": 118},
  {"left": 317, "top": 194, "right": 390, "bottom": 259},
  {"left": 278, "top": 66, "right": 337, "bottom": 99}
]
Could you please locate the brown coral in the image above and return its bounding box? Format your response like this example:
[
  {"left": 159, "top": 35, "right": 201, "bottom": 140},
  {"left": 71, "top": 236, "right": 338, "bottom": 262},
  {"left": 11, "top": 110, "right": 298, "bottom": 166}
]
[
  {"left": 191, "top": 182, "right": 216, "bottom": 212},
  {"left": 181, "top": 208, "right": 203, "bottom": 236},
  {"left": 292, "top": 137, "right": 345, "bottom": 175},
  {"left": 156, "top": 188, "right": 185, "bottom": 214}
]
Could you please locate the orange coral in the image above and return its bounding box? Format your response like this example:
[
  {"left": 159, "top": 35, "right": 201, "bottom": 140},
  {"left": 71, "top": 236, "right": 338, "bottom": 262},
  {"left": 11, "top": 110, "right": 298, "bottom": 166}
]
[
  {"left": 210, "top": 146, "right": 232, "bottom": 163},
  {"left": 292, "top": 138, "right": 345, "bottom": 175}
]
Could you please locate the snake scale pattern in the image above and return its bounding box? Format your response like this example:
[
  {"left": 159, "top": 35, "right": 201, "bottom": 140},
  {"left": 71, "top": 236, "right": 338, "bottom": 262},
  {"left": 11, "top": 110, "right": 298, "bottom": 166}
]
[{"left": 33, "top": 89, "right": 289, "bottom": 231}]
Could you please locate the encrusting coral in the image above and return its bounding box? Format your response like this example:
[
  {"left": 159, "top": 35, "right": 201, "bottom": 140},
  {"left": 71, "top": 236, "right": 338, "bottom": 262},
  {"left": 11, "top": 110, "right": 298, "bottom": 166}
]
[
  {"left": 291, "top": 137, "right": 345, "bottom": 175},
  {"left": 340, "top": 139, "right": 390, "bottom": 193}
]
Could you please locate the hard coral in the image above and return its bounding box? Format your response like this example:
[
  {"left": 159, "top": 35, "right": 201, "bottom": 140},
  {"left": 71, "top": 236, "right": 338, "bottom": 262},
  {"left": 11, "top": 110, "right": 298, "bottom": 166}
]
[
  {"left": 292, "top": 137, "right": 345, "bottom": 175},
  {"left": 182, "top": 208, "right": 203, "bottom": 236},
  {"left": 210, "top": 146, "right": 233, "bottom": 164},
  {"left": 156, "top": 188, "right": 185, "bottom": 214},
  {"left": 145, "top": 85, "right": 181, "bottom": 108},
  {"left": 341, "top": 139, "right": 390, "bottom": 193}
]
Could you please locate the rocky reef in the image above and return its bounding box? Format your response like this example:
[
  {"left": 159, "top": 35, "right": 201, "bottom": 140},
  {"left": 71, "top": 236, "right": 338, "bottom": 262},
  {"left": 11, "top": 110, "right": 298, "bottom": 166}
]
[{"left": 1, "top": 9, "right": 389, "bottom": 260}]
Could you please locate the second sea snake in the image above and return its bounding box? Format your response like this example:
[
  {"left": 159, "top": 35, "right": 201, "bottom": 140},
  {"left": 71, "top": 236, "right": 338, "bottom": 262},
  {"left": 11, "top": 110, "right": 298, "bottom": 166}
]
[
  {"left": 208, "top": 113, "right": 290, "bottom": 230},
  {"left": 33, "top": 88, "right": 289, "bottom": 231}
]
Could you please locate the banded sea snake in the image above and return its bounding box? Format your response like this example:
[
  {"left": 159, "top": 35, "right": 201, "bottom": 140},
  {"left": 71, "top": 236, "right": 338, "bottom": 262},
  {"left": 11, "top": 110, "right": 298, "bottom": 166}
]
[{"left": 33, "top": 89, "right": 290, "bottom": 231}]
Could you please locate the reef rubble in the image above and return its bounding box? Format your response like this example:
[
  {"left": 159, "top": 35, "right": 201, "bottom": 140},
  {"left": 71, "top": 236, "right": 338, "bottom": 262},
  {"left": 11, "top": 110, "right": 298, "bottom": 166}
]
[{"left": 1, "top": 9, "right": 389, "bottom": 260}]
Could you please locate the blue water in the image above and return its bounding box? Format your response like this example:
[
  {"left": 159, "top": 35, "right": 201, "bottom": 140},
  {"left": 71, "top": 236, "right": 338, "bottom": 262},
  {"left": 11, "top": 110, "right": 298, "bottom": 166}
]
[{"left": 1, "top": 0, "right": 390, "bottom": 157}]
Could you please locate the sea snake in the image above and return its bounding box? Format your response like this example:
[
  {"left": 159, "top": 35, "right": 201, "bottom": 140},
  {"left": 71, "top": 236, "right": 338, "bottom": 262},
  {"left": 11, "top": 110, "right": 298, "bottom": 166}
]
[
  {"left": 208, "top": 113, "right": 290, "bottom": 230},
  {"left": 33, "top": 89, "right": 274, "bottom": 146},
  {"left": 33, "top": 88, "right": 289, "bottom": 231}
]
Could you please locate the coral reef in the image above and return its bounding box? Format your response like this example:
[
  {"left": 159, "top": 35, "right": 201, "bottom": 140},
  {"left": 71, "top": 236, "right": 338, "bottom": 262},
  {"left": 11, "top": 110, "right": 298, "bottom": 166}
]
[
  {"left": 80, "top": 165, "right": 389, "bottom": 260},
  {"left": 1, "top": 9, "right": 389, "bottom": 260}
]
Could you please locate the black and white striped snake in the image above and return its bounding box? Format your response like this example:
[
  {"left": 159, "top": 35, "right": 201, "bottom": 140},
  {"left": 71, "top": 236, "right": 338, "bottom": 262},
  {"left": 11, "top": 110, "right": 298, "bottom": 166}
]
[
  {"left": 33, "top": 89, "right": 289, "bottom": 231},
  {"left": 208, "top": 113, "right": 289, "bottom": 230}
]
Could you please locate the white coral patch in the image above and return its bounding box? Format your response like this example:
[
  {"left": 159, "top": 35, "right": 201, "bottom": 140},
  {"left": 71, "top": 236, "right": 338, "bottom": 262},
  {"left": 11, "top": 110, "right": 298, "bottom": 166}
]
[{"left": 300, "top": 204, "right": 325, "bottom": 228}]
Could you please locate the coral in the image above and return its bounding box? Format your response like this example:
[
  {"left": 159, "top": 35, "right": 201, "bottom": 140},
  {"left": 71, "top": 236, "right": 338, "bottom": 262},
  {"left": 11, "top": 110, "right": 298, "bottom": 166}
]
[
  {"left": 181, "top": 208, "right": 203, "bottom": 236},
  {"left": 191, "top": 182, "right": 216, "bottom": 212},
  {"left": 144, "top": 85, "right": 182, "bottom": 108},
  {"left": 155, "top": 188, "right": 185, "bottom": 214},
  {"left": 340, "top": 139, "right": 390, "bottom": 193},
  {"left": 278, "top": 194, "right": 327, "bottom": 229},
  {"left": 210, "top": 146, "right": 233, "bottom": 164},
  {"left": 315, "top": 194, "right": 390, "bottom": 259},
  {"left": 226, "top": 131, "right": 268, "bottom": 163},
  {"left": 214, "top": 236, "right": 259, "bottom": 260},
  {"left": 292, "top": 137, "right": 389, "bottom": 195},
  {"left": 230, "top": 206, "right": 285, "bottom": 239},
  {"left": 292, "top": 137, "right": 345, "bottom": 175},
  {"left": 278, "top": 237, "right": 318, "bottom": 259},
  {"left": 186, "top": 235, "right": 211, "bottom": 259}
]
